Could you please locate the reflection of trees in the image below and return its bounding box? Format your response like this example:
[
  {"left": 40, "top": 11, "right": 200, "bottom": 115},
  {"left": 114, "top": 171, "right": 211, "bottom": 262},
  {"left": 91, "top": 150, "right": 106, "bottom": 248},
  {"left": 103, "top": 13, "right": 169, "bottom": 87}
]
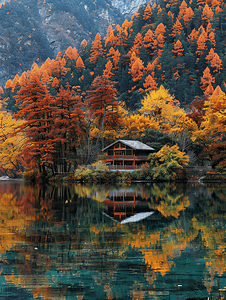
[
  {"left": 89, "top": 183, "right": 226, "bottom": 297},
  {"left": 147, "top": 182, "right": 190, "bottom": 218},
  {"left": 3, "top": 182, "right": 226, "bottom": 299},
  {"left": 189, "top": 184, "right": 226, "bottom": 295},
  {"left": 74, "top": 183, "right": 152, "bottom": 203},
  {"left": 74, "top": 183, "right": 111, "bottom": 202},
  {"left": 0, "top": 182, "right": 36, "bottom": 254},
  {"left": 0, "top": 182, "right": 103, "bottom": 300}
]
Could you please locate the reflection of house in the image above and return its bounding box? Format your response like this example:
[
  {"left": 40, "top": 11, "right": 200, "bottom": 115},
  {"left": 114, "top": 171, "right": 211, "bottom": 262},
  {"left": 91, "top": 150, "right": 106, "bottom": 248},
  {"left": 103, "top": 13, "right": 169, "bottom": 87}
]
[
  {"left": 103, "top": 189, "right": 153, "bottom": 224},
  {"left": 102, "top": 140, "right": 155, "bottom": 170}
]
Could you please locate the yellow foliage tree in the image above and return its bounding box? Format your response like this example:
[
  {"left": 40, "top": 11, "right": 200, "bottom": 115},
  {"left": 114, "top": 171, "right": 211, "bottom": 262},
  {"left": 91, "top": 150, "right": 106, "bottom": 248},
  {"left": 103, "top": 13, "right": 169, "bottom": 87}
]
[
  {"left": 120, "top": 114, "right": 159, "bottom": 139},
  {"left": 195, "top": 91, "right": 226, "bottom": 142},
  {"left": 139, "top": 85, "right": 197, "bottom": 135},
  {"left": 0, "top": 105, "right": 26, "bottom": 177},
  {"left": 147, "top": 145, "right": 189, "bottom": 181}
]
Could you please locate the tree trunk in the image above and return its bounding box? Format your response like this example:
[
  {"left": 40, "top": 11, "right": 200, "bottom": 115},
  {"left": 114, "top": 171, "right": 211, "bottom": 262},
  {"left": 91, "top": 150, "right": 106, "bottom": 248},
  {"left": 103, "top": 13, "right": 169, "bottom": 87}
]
[{"left": 101, "top": 111, "right": 105, "bottom": 150}]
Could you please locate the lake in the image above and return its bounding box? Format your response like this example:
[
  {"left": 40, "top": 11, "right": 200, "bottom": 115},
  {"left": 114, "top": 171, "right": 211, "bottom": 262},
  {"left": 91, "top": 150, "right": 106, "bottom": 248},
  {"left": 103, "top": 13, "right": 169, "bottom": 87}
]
[{"left": 0, "top": 180, "right": 226, "bottom": 300}]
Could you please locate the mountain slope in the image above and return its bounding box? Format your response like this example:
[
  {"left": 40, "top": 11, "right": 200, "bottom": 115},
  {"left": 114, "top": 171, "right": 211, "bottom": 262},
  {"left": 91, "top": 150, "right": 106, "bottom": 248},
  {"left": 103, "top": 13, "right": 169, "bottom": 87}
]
[
  {"left": 3, "top": 0, "right": 226, "bottom": 109},
  {"left": 0, "top": 0, "right": 149, "bottom": 87}
]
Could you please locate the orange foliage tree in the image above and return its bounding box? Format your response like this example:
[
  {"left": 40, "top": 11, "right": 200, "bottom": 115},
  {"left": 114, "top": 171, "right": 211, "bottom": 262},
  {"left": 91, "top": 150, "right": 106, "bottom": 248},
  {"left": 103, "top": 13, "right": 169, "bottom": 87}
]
[
  {"left": 130, "top": 32, "right": 143, "bottom": 56},
  {"left": 64, "top": 46, "right": 79, "bottom": 61},
  {"left": 171, "top": 19, "right": 184, "bottom": 38},
  {"left": 128, "top": 57, "right": 144, "bottom": 82},
  {"left": 172, "top": 40, "right": 184, "bottom": 58},
  {"left": 90, "top": 33, "right": 104, "bottom": 64},
  {"left": 144, "top": 29, "right": 157, "bottom": 56},
  {"left": 103, "top": 60, "right": 114, "bottom": 78},
  {"left": 178, "top": 0, "right": 187, "bottom": 19},
  {"left": 196, "top": 28, "right": 207, "bottom": 56},
  {"left": 200, "top": 67, "right": 215, "bottom": 92},
  {"left": 202, "top": 4, "right": 214, "bottom": 23},
  {"left": 143, "top": 74, "right": 158, "bottom": 92},
  {"left": 143, "top": 3, "right": 152, "bottom": 20},
  {"left": 183, "top": 7, "right": 194, "bottom": 26},
  {"left": 76, "top": 56, "right": 85, "bottom": 69}
]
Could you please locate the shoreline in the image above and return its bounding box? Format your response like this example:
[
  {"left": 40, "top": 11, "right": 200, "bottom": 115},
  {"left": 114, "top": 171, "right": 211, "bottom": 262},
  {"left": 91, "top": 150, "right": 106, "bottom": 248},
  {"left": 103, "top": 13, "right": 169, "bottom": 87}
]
[{"left": 2, "top": 167, "right": 226, "bottom": 184}]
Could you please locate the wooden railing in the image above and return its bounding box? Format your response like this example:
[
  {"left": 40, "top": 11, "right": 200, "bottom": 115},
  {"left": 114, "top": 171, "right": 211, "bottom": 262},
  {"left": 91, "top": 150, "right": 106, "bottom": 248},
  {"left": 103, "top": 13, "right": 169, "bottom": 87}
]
[{"left": 105, "top": 155, "right": 148, "bottom": 160}]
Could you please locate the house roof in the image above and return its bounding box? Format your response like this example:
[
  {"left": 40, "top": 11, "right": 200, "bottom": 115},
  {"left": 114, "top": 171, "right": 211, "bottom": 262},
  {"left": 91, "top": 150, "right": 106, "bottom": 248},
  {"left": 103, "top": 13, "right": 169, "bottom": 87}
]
[{"left": 102, "top": 140, "right": 155, "bottom": 151}]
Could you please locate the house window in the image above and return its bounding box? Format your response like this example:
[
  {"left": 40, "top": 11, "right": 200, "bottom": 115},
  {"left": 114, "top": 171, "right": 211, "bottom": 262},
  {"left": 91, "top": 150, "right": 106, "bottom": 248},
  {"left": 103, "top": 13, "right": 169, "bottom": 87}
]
[
  {"left": 115, "top": 150, "right": 125, "bottom": 155},
  {"left": 115, "top": 143, "right": 120, "bottom": 148},
  {"left": 108, "top": 150, "right": 113, "bottom": 155},
  {"left": 126, "top": 150, "right": 132, "bottom": 155}
]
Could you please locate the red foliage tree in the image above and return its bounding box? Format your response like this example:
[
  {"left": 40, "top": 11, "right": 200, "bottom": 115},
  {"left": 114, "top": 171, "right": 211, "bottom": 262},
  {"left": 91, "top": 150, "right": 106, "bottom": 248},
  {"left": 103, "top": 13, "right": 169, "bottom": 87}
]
[
  {"left": 14, "top": 73, "right": 56, "bottom": 175},
  {"left": 50, "top": 53, "right": 67, "bottom": 78},
  {"left": 209, "top": 143, "right": 226, "bottom": 169},
  {"left": 187, "top": 95, "right": 208, "bottom": 127},
  {"left": 86, "top": 76, "right": 120, "bottom": 148},
  {"left": 106, "top": 47, "right": 120, "bottom": 70},
  {"left": 54, "top": 85, "right": 86, "bottom": 171}
]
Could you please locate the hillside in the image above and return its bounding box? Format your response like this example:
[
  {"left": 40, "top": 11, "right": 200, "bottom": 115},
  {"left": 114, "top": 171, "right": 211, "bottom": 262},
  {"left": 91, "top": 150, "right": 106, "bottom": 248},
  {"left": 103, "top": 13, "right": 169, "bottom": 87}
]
[
  {"left": 0, "top": 0, "right": 150, "bottom": 88},
  {"left": 82, "top": 0, "right": 226, "bottom": 106},
  {"left": 2, "top": 0, "right": 226, "bottom": 110},
  {"left": 1, "top": 0, "right": 226, "bottom": 178}
]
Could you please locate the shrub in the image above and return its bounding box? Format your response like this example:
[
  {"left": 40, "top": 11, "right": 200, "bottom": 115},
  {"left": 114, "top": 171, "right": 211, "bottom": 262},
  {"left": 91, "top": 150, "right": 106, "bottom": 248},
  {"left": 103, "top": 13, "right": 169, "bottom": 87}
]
[{"left": 147, "top": 145, "right": 189, "bottom": 181}]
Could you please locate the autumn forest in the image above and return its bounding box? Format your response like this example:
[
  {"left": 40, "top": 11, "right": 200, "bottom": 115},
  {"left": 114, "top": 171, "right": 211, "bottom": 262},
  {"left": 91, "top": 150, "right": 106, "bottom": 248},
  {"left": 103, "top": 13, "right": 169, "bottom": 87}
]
[{"left": 0, "top": 0, "right": 226, "bottom": 179}]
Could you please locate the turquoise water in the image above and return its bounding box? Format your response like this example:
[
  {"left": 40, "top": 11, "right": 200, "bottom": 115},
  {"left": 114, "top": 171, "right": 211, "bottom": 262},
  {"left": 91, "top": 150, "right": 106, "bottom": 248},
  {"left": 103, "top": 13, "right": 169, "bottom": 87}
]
[{"left": 0, "top": 181, "right": 226, "bottom": 299}]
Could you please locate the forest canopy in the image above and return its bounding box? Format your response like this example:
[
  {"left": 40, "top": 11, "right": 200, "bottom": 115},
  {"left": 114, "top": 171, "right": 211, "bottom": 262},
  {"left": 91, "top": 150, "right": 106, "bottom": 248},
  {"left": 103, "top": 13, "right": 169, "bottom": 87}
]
[{"left": 0, "top": 0, "right": 226, "bottom": 179}]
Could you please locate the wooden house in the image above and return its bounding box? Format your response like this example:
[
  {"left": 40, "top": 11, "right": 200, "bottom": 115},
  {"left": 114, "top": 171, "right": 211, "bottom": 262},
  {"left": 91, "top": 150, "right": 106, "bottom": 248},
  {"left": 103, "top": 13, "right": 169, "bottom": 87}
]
[{"left": 102, "top": 140, "right": 155, "bottom": 170}]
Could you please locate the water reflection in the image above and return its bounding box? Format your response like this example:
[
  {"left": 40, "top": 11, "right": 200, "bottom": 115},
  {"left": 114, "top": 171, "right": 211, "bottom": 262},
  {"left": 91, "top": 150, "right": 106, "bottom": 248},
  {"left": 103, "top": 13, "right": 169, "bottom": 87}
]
[{"left": 1, "top": 181, "right": 226, "bottom": 299}]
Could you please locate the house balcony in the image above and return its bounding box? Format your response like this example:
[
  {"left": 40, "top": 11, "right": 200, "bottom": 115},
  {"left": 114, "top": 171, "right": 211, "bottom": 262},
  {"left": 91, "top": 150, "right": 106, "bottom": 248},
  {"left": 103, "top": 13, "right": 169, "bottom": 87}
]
[{"left": 104, "top": 155, "right": 149, "bottom": 161}]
